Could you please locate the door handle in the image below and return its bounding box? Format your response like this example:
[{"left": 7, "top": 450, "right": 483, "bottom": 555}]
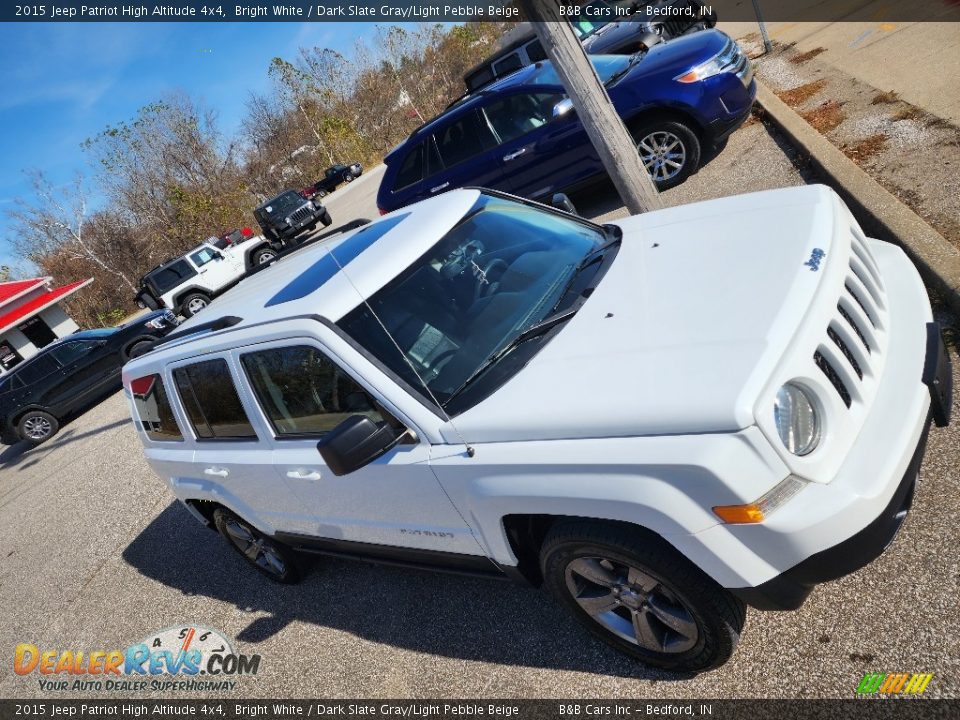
[
  {"left": 430, "top": 182, "right": 450, "bottom": 193},
  {"left": 503, "top": 148, "right": 527, "bottom": 162},
  {"left": 286, "top": 469, "right": 321, "bottom": 481},
  {"left": 199, "top": 269, "right": 208, "bottom": 274},
  {"left": 204, "top": 467, "right": 229, "bottom": 477}
]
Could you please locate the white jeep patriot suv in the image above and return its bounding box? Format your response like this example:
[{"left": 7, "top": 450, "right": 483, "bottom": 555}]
[{"left": 123, "top": 186, "right": 952, "bottom": 671}]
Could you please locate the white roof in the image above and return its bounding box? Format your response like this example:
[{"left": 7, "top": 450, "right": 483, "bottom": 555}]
[{"left": 175, "top": 189, "right": 481, "bottom": 339}]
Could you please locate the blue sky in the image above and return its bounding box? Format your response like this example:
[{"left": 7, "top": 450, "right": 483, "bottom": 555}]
[{"left": 0, "top": 21, "right": 375, "bottom": 270}]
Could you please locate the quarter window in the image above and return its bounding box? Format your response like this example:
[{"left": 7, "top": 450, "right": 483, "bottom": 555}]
[
  {"left": 394, "top": 143, "right": 425, "bottom": 190},
  {"left": 131, "top": 374, "right": 183, "bottom": 442},
  {"left": 173, "top": 359, "right": 256, "bottom": 440},
  {"left": 241, "top": 345, "right": 383, "bottom": 437}
]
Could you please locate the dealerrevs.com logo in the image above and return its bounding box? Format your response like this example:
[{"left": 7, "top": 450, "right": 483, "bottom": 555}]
[
  {"left": 856, "top": 672, "right": 934, "bottom": 697},
  {"left": 14, "top": 625, "right": 260, "bottom": 692}
]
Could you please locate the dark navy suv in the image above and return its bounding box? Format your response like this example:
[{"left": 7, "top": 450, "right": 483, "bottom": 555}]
[{"left": 377, "top": 30, "right": 755, "bottom": 213}]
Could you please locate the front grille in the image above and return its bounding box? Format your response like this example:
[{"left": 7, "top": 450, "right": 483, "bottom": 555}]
[
  {"left": 289, "top": 206, "right": 315, "bottom": 225},
  {"left": 813, "top": 226, "right": 887, "bottom": 411}
]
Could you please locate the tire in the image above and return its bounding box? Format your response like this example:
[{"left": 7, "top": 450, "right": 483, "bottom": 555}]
[
  {"left": 540, "top": 521, "right": 745, "bottom": 672},
  {"left": 180, "top": 292, "right": 210, "bottom": 318},
  {"left": 126, "top": 340, "right": 154, "bottom": 360},
  {"left": 252, "top": 247, "right": 277, "bottom": 265},
  {"left": 630, "top": 119, "right": 701, "bottom": 190},
  {"left": 321, "top": 210, "right": 333, "bottom": 227},
  {"left": 213, "top": 508, "right": 301, "bottom": 584},
  {"left": 344, "top": 175, "right": 353, "bottom": 183},
  {"left": 17, "top": 410, "right": 59, "bottom": 445},
  {"left": 316, "top": 190, "right": 328, "bottom": 198}
]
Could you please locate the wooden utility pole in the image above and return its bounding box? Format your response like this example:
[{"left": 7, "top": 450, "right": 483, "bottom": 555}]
[{"left": 517, "top": 0, "right": 662, "bottom": 214}]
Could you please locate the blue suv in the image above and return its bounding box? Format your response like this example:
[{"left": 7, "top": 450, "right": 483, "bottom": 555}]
[{"left": 377, "top": 30, "right": 755, "bottom": 213}]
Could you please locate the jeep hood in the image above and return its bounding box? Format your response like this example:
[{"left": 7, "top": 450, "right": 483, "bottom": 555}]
[{"left": 446, "top": 186, "right": 840, "bottom": 443}]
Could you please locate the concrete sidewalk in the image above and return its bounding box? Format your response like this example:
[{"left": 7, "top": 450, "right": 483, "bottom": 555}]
[{"left": 721, "top": 21, "right": 960, "bottom": 125}]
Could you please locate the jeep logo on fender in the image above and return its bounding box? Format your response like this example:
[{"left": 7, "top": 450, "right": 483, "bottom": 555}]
[{"left": 804, "top": 248, "right": 826, "bottom": 271}]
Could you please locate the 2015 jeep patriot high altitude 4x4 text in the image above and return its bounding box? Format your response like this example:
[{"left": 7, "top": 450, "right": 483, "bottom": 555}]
[{"left": 124, "top": 186, "right": 952, "bottom": 671}]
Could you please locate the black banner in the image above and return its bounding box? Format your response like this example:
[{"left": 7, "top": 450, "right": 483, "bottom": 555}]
[
  {"left": 2, "top": 700, "right": 960, "bottom": 720},
  {"left": 3, "top": 0, "right": 960, "bottom": 24}
]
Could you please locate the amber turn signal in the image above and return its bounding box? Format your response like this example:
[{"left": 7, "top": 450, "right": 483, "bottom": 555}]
[{"left": 712, "top": 504, "right": 765, "bottom": 524}]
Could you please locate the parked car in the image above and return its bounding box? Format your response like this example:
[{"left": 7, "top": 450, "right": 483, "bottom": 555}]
[
  {"left": 135, "top": 233, "right": 287, "bottom": 319},
  {"left": 463, "top": 0, "right": 716, "bottom": 92},
  {"left": 378, "top": 32, "right": 755, "bottom": 213},
  {"left": 254, "top": 190, "right": 332, "bottom": 244},
  {"left": 303, "top": 163, "right": 364, "bottom": 199},
  {"left": 0, "top": 309, "right": 178, "bottom": 445},
  {"left": 124, "top": 186, "right": 951, "bottom": 671}
]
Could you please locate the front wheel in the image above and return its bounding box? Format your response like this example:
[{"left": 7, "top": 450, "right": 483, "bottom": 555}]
[
  {"left": 320, "top": 210, "right": 333, "bottom": 227},
  {"left": 180, "top": 292, "right": 210, "bottom": 318},
  {"left": 18, "top": 410, "right": 59, "bottom": 444},
  {"left": 126, "top": 340, "right": 154, "bottom": 360},
  {"left": 540, "top": 522, "right": 745, "bottom": 672},
  {"left": 213, "top": 509, "right": 301, "bottom": 583},
  {"left": 631, "top": 120, "right": 700, "bottom": 190}
]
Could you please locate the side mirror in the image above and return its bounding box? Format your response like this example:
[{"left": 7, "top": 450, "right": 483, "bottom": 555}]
[
  {"left": 552, "top": 98, "right": 576, "bottom": 118},
  {"left": 316, "top": 415, "right": 406, "bottom": 476},
  {"left": 551, "top": 193, "right": 579, "bottom": 216}
]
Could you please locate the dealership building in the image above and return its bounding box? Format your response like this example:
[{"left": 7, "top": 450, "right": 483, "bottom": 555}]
[{"left": 0, "top": 277, "right": 94, "bottom": 374}]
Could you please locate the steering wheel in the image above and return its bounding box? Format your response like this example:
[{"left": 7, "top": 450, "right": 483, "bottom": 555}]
[{"left": 473, "top": 259, "right": 508, "bottom": 303}]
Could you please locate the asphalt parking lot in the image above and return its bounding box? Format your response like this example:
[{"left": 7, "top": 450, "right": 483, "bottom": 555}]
[{"left": 1, "top": 117, "right": 958, "bottom": 700}]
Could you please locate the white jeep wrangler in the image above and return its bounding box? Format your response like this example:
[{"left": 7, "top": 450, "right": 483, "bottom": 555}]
[
  {"left": 123, "top": 186, "right": 952, "bottom": 671},
  {"left": 135, "top": 234, "right": 291, "bottom": 318}
]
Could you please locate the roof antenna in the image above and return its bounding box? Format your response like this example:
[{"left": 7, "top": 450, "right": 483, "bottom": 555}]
[{"left": 323, "top": 247, "right": 476, "bottom": 459}]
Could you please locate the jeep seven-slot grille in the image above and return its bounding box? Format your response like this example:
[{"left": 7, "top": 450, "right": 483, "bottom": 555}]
[
  {"left": 814, "top": 228, "right": 886, "bottom": 409},
  {"left": 289, "top": 206, "right": 314, "bottom": 225}
]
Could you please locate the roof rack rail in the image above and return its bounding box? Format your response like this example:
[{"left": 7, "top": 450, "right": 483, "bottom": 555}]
[{"left": 143, "top": 315, "right": 244, "bottom": 352}]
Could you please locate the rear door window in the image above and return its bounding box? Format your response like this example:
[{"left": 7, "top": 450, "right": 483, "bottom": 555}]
[
  {"left": 434, "top": 110, "right": 495, "bottom": 167},
  {"left": 241, "top": 345, "right": 383, "bottom": 437},
  {"left": 394, "top": 143, "right": 425, "bottom": 190},
  {"left": 130, "top": 374, "right": 183, "bottom": 442},
  {"left": 14, "top": 354, "right": 59, "bottom": 386},
  {"left": 173, "top": 359, "right": 257, "bottom": 440}
]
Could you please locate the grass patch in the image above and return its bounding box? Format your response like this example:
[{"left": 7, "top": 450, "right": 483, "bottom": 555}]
[
  {"left": 871, "top": 90, "right": 899, "bottom": 105},
  {"left": 891, "top": 104, "right": 924, "bottom": 123},
  {"left": 777, "top": 79, "right": 827, "bottom": 107},
  {"left": 801, "top": 100, "right": 846, "bottom": 133},
  {"left": 842, "top": 133, "right": 889, "bottom": 163},
  {"left": 791, "top": 47, "right": 827, "bottom": 64}
]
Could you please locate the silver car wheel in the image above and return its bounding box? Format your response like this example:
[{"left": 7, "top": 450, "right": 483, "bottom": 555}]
[
  {"left": 22, "top": 415, "right": 53, "bottom": 441},
  {"left": 257, "top": 250, "right": 276, "bottom": 264},
  {"left": 223, "top": 519, "right": 287, "bottom": 577},
  {"left": 564, "top": 556, "right": 699, "bottom": 654},
  {"left": 186, "top": 296, "right": 208, "bottom": 314},
  {"left": 637, "top": 130, "right": 687, "bottom": 183}
]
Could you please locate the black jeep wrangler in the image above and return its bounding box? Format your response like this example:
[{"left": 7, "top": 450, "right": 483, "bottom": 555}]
[{"left": 254, "top": 190, "right": 332, "bottom": 243}]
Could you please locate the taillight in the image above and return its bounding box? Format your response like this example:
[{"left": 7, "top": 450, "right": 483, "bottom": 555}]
[
  {"left": 129, "top": 375, "right": 157, "bottom": 397},
  {"left": 378, "top": 207, "right": 388, "bottom": 216}
]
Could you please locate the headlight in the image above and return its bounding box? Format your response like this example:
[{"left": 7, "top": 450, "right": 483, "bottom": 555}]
[
  {"left": 284, "top": 216, "right": 292, "bottom": 225},
  {"left": 675, "top": 56, "right": 727, "bottom": 83},
  {"left": 774, "top": 383, "right": 820, "bottom": 456},
  {"left": 144, "top": 318, "right": 165, "bottom": 330}
]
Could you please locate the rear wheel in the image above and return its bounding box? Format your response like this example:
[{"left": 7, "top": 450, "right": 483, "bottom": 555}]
[
  {"left": 180, "top": 292, "right": 210, "bottom": 318},
  {"left": 540, "top": 521, "right": 744, "bottom": 671},
  {"left": 252, "top": 247, "right": 277, "bottom": 265},
  {"left": 214, "top": 509, "right": 300, "bottom": 583},
  {"left": 18, "top": 410, "right": 59, "bottom": 444},
  {"left": 631, "top": 120, "right": 700, "bottom": 190}
]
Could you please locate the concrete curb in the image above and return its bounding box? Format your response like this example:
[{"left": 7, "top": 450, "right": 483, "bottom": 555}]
[{"left": 755, "top": 81, "right": 960, "bottom": 318}]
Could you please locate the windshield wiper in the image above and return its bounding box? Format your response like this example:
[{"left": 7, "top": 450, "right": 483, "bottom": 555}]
[
  {"left": 445, "top": 308, "right": 579, "bottom": 404},
  {"left": 605, "top": 53, "right": 645, "bottom": 86}
]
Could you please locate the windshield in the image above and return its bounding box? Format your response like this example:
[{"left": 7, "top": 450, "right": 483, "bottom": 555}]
[
  {"left": 337, "top": 194, "right": 608, "bottom": 411},
  {"left": 261, "top": 192, "right": 304, "bottom": 217},
  {"left": 571, "top": 1, "right": 617, "bottom": 38},
  {"left": 534, "top": 55, "right": 633, "bottom": 86}
]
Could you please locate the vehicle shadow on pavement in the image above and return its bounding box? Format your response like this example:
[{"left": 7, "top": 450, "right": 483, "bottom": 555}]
[
  {"left": 123, "top": 502, "right": 691, "bottom": 681},
  {"left": 0, "top": 418, "right": 128, "bottom": 470}
]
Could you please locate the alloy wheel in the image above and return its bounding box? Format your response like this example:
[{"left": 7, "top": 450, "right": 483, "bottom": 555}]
[
  {"left": 187, "top": 297, "right": 208, "bottom": 314},
  {"left": 223, "top": 519, "right": 287, "bottom": 578},
  {"left": 22, "top": 415, "right": 53, "bottom": 441},
  {"left": 564, "top": 556, "right": 699, "bottom": 654},
  {"left": 637, "top": 130, "right": 686, "bottom": 183},
  {"left": 257, "top": 250, "right": 276, "bottom": 264}
]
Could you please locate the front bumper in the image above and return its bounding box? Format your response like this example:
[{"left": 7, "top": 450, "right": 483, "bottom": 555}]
[{"left": 731, "top": 323, "right": 952, "bottom": 610}]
